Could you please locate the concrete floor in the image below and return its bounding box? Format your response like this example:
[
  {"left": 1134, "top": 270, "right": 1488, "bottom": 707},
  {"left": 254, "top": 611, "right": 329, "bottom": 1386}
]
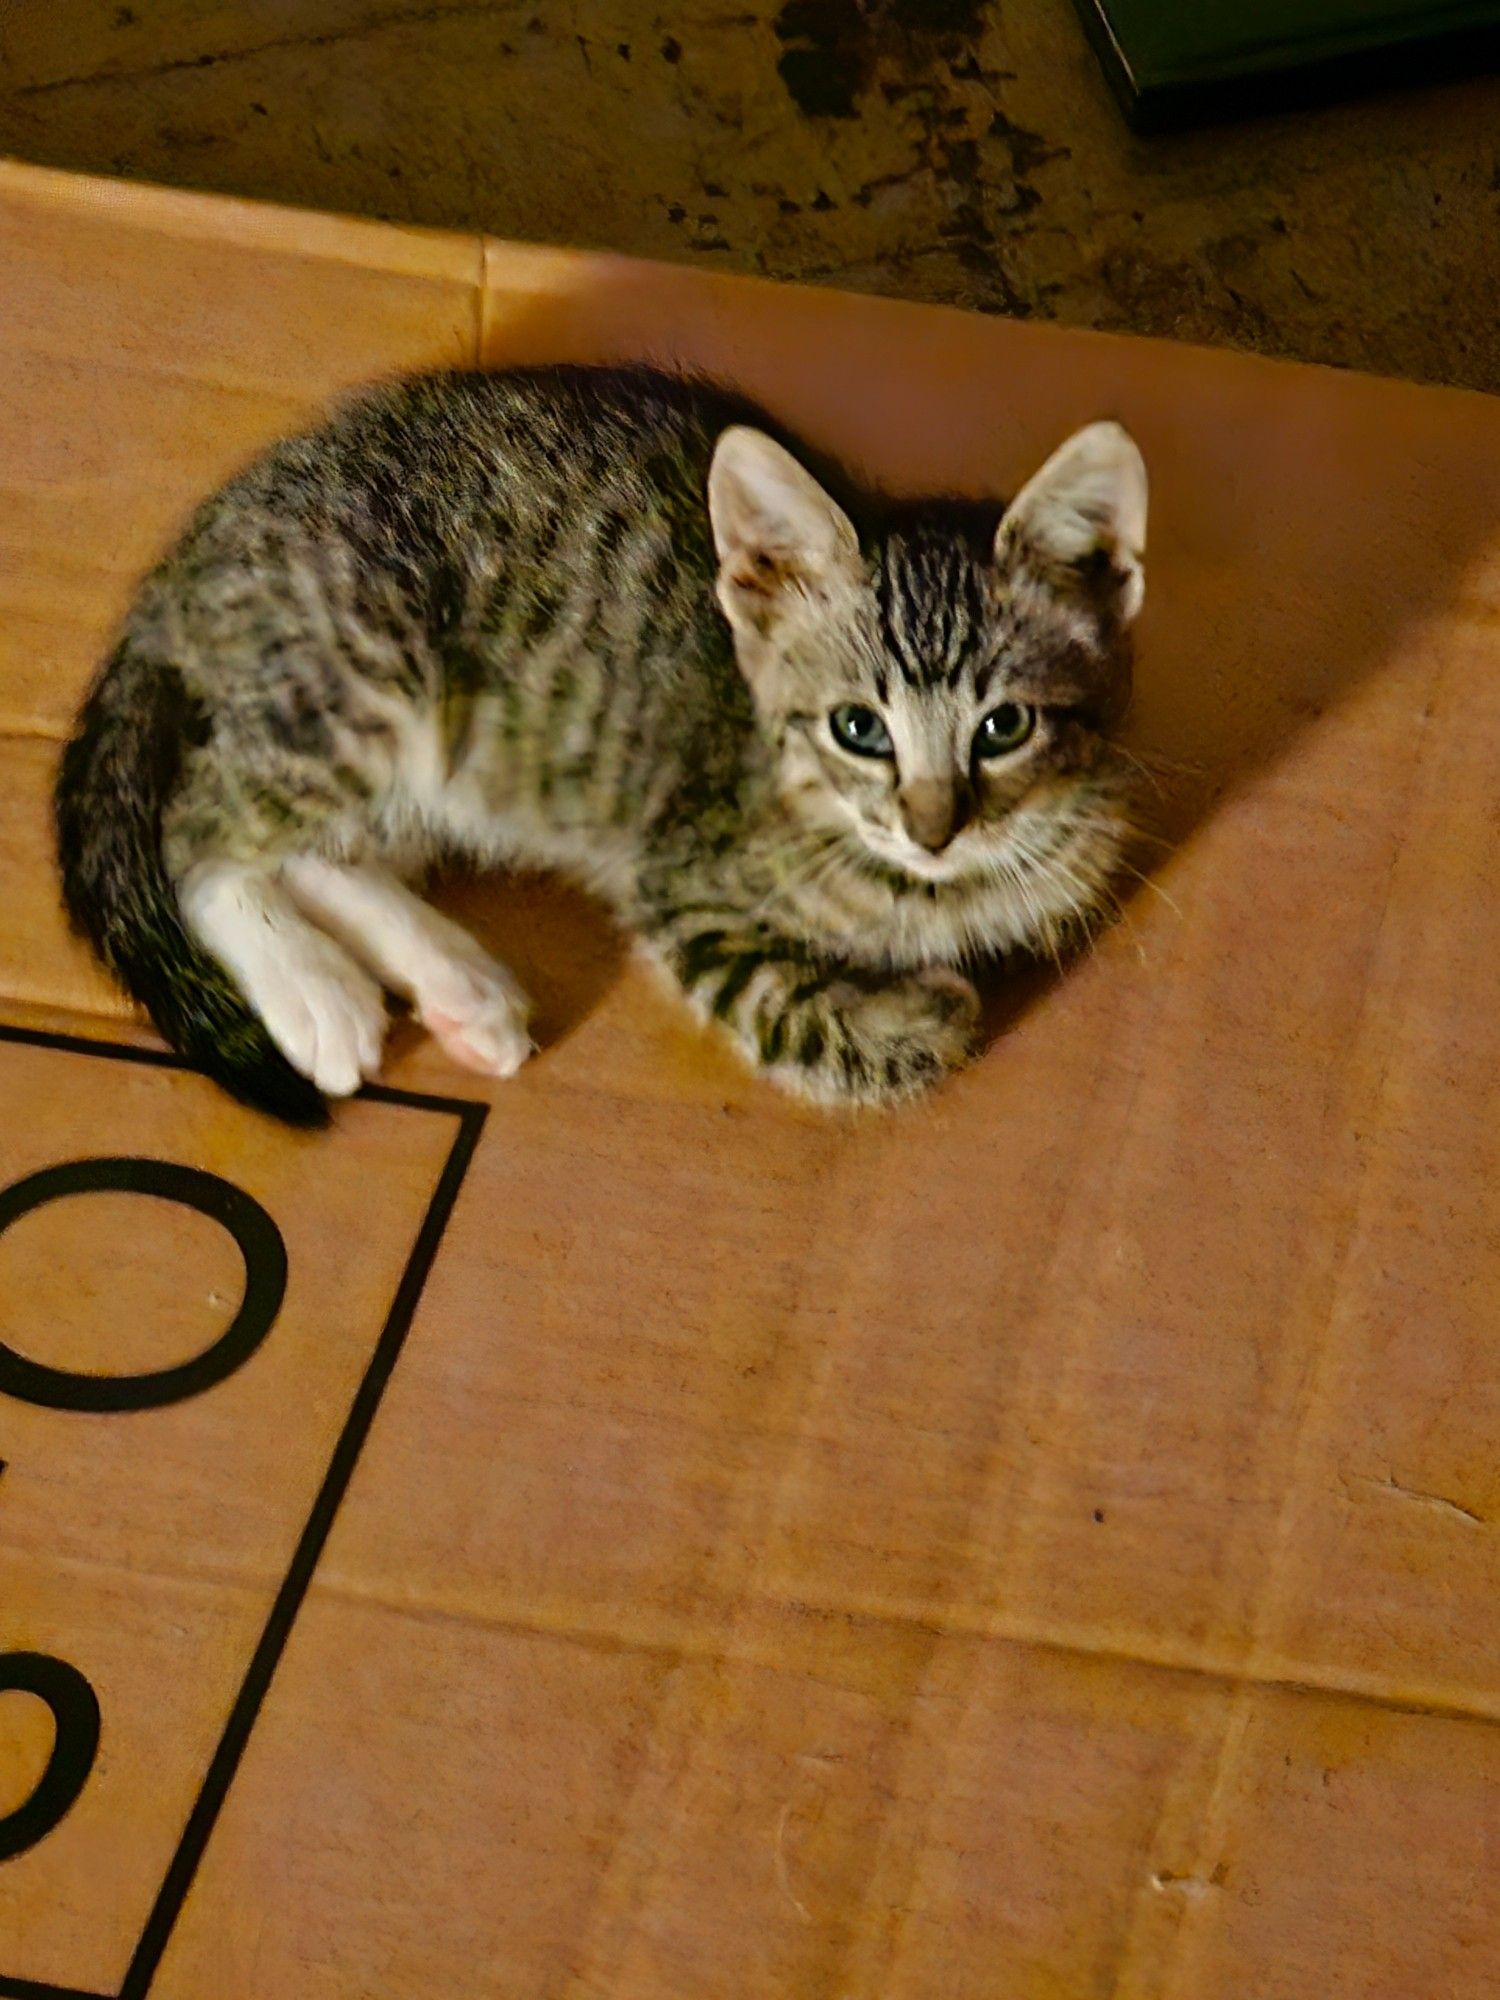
[{"left": 2, "top": 2, "right": 1498, "bottom": 393}]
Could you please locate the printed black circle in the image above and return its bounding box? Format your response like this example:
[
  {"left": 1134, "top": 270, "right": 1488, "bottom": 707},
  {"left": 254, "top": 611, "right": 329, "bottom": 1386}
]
[
  {"left": 0, "top": 1652, "right": 101, "bottom": 1862},
  {"left": 0, "top": 1158, "right": 286, "bottom": 1413}
]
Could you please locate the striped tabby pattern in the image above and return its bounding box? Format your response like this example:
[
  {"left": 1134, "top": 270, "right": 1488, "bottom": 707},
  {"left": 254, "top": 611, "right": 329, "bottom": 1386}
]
[{"left": 56, "top": 364, "right": 1147, "bottom": 1123}]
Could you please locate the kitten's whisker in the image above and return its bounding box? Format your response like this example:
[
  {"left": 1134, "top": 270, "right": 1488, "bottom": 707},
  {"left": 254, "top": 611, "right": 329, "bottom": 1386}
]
[
  {"left": 1001, "top": 852, "right": 1067, "bottom": 976},
  {"left": 1113, "top": 745, "right": 1169, "bottom": 799},
  {"left": 1115, "top": 742, "right": 1204, "bottom": 790},
  {"left": 1109, "top": 903, "right": 1154, "bottom": 967},
  {"left": 1065, "top": 812, "right": 1175, "bottom": 856},
  {"left": 1108, "top": 858, "right": 1185, "bottom": 920}
]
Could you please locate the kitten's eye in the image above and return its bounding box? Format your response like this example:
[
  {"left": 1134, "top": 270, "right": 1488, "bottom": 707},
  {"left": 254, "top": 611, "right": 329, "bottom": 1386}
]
[
  {"left": 829, "top": 703, "right": 894, "bottom": 758},
  {"left": 974, "top": 701, "right": 1036, "bottom": 760}
]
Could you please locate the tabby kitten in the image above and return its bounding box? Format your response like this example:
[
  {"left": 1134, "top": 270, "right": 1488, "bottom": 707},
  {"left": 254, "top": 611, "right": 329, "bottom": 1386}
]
[{"left": 56, "top": 365, "right": 1147, "bottom": 1126}]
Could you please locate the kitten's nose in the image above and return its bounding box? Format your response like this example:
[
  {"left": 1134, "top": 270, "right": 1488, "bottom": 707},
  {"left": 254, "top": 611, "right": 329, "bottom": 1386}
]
[{"left": 900, "top": 778, "right": 968, "bottom": 854}]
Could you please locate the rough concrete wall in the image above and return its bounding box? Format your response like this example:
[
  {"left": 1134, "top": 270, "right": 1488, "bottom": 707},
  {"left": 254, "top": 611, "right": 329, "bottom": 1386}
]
[{"left": 2, "top": 1, "right": 1497, "bottom": 391}]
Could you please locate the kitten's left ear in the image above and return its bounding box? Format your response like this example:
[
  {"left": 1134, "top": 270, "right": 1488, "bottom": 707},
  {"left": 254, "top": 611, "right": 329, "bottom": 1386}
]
[
  {"left": 708, "top": 427, "right": 859, "bottom": 640},
  {"left": 996, "top": 421, "right": 1148, "bottom": 624}
]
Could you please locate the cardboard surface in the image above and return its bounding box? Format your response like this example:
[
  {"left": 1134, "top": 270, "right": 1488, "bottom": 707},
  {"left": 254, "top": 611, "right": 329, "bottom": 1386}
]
[{"left": 0, "top": 158, "right": 1497, "bottom": 1998}]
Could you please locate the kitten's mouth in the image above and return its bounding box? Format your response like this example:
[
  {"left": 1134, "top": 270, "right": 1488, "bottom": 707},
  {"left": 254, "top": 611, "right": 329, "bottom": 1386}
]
[{"left": 858, "top": 826, "right": 978, "bottom": 884}]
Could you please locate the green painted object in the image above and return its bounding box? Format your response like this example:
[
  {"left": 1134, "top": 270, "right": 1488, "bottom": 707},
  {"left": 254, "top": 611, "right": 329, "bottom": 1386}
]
[{"left": 1073, "top": 0, "right": 1500, "bottom": 129}]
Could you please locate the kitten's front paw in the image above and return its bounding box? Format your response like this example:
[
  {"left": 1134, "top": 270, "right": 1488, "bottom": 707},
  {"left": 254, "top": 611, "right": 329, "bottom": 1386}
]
[
  {"left": 421, "top": 964, "right": 535, "bottom": 1080},
  {"left": 259, "top": 940, "right": 388, "bottom": 1098},
  {"left": 794, "top": 966, "right": 980, "bottom": 1107}
]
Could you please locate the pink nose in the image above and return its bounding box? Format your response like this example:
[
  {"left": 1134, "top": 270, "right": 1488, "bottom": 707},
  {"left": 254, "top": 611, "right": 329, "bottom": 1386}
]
[{"left": 900, "top": 779, "right": 967, "bottom": 853}]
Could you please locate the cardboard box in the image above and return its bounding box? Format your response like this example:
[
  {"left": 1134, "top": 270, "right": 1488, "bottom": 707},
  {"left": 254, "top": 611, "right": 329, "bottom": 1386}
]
[{"left": 1, "top": 159, "right": 1497, "bottom": 1999}]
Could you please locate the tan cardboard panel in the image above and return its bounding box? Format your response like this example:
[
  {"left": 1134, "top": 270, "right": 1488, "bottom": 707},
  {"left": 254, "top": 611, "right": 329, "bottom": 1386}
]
[
  {"left": 0, "top": 1030, "right": 472, "bottom": 1992},
  {"left": 0, "top": 159, "right": 480, "bottom": 377},
  {"left": 151, "top": 1599, "right": 1227, "bottom": 2000},
  {"left": 1148, "top": 1690, "right": 1500, "bottom": 2000},
  {"left": 2, "top": 166, "right": 1500, "bottom": 2000},
  {"left": 150, "top": 1595, "right": 693, "bottom": 2000},
  {"left": 1257, "top": 611, "right": 1500, "bottom": 1698}
]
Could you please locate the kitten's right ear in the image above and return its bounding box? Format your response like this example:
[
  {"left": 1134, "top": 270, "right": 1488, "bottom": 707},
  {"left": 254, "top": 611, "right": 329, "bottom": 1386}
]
[
  {"left": 996, "top": 420, "right": 1148, "bottom": 625},
  {"left": 708, "top": 427, "right": 859, "bottom": 640}
]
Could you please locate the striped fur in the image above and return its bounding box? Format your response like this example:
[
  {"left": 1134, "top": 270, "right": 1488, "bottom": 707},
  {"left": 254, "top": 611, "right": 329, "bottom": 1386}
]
[{"left": 55, "top": 365, "right": 1146, "bottom": 1120}]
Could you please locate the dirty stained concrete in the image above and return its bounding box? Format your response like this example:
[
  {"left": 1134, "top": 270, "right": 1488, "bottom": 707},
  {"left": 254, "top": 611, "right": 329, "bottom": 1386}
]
[{"left": 1, "top": 1, "right": 1498, "bottom": 393}]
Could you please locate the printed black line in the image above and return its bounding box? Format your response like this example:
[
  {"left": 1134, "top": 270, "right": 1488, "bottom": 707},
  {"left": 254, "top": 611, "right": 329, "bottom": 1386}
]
[
  {"left": 0, "top": 1978, "right": 113, "bottom": 2000},
  {"left": 0, "top": 1022, "right": 488, "bottom": 1998},
  {"left": 0, "top": 1022, "right": 482, "bottom": 1120},
  {"left": 117, "top": 1094, "right": 486, "bottom": 1999}
]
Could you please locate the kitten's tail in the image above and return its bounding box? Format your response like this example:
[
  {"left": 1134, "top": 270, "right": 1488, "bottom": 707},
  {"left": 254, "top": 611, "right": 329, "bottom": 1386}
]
[{"left": 54, "top": 644, "right": 329, "bottom": 1126}]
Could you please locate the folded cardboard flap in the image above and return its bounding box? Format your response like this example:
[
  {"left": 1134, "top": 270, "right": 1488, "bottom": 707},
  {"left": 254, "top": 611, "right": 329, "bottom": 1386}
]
[{"left": 0, "top": 159, "right": 1497, "bottom": 2000}]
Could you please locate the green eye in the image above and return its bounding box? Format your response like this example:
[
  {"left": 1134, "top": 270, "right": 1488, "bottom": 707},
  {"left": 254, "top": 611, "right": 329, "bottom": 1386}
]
[
  {"left": 974, "top": 701, "right": 1036, "bottom": 759},
  {"left": 829, "top": 703, "right": 894, "bottom": 758}
]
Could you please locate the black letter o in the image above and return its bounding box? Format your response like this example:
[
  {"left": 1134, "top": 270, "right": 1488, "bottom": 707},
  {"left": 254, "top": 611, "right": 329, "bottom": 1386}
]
[
  {"left": 0, "top": 1652, "right": 101, "bottom": 1861},
  {"left": 0, "top": 1158, "right": 286, "bottom": 1413}
]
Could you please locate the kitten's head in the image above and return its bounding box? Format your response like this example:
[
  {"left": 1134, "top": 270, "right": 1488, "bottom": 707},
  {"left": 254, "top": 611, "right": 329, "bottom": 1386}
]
[{"left": 707, "top": 419, "right": 1147, "bottom": 943}]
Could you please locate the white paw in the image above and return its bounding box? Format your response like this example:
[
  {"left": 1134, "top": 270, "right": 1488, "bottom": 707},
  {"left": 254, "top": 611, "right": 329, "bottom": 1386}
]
[
  {"left": 257, "top": 938, "right": 389, "bottom": 1097},
  {"left": 420, "top": 963, "right": 535, "bottom": 1080}
]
